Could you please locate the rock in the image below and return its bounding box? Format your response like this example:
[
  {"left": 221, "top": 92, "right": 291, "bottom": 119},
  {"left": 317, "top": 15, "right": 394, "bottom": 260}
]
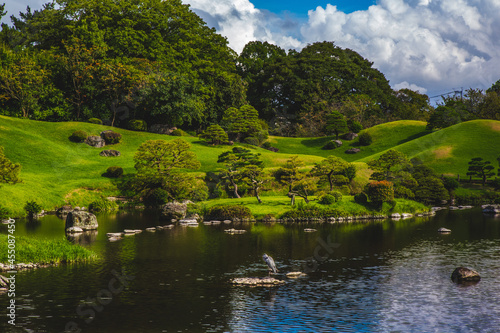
[
  {"left": 483, "top": 205, "right": 500, "bottom": 214},
  {"left": 163, "top": 224, "right": 175, "bottom": 229},
  {"left": 65, "top": 211, "right": 98, "bottom": 231},
  {"left": 449, "top": 206, "right": 459, "bottom": 210},
  {"left": 84, "top": 135, "right": 105, "bottom": 148},
  {"left": 99, "top": 150, "right": 121, "bottom": 157},
  {"left": 57, "top": 205, "right": 73, "bottom": 217},
  {"left": 286, "top": 272, "right": 307, "bottom": 278},
  {"left": 431, "top": 207, "right": 445, "bottom": 211},
  {"left": 304, "top": 228, "right": 317, "bottom": 232},
  {"left": 211, "top": 220, "right": 222, "bottom": 225},
  {"left": 451, "top": 267, "right": 481, "bottom": 283},
  {"left": 231, "top": 277, "right": 286, "bottom": 287},
  {"left": 66, "top": 226, "right": 84, "bottom": 233},
  {"left": 149, "top": 124, "right": 177, "bottom": 135},
  {"left": 123, "top": 229, "right": 137, "bottom": 234},
  {"left": 107, "top": 232, "right": 124, "bottom": 238},
  {"left": 438, "top": 227, "right": 451, "bottom": 234},
  {"left": 391, "top": 213, "right": 401, "bottom": 219},
  {"left": 0, "top": 274, "right": 9, "bottom": 290},
  {"left": 345, "top": 148, "right": 361, "bottom": 154},
  {"left": 223, "top": 220, "right": 232, "bottom": 224},
  {"left": 224, "top": 228, "right": 246, "bottom": 234},
  {"left": 108, "top": 237, "right": 122, "bottom": 242},
  {"left": 401, "top": 213, "right": 413, "bottom": 219},
  {"left": 333, "top": 139, "right": 343, "bottom": 147},
  {"left": 146, "top": 227, "right": 156, "bottom": 232},
  {"left": 160, "top": 201, "right": 189, "bottom": 221},
  {"left": 344, "top": 132, "right": 359, "bottom": 140}
]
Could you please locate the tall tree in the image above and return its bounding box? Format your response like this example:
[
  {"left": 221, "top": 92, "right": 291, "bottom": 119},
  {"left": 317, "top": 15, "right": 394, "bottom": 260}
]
[
  {"left": 467, "top": 157, "right": 495, "bottom": 185},
  {"left": 368, "top": 150, "right": 409, "bottom": 181},
  {"left": 275, "top": 156, "right": 305, "bottom": 205},
  {"left": 311, "top": 156, "right": 350, "bottom": 191},
  {"left": 326, "top": 111, "right": 348, "bottom": 140}
]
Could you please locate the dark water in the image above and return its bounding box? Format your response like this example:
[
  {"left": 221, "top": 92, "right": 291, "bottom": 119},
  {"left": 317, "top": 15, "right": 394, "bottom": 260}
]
[{"left": 1, "top": 209, "right": 500, "bottom": 332}]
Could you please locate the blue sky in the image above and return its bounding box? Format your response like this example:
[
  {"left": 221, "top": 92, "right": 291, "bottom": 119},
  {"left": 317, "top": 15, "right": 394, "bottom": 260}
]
[{"left": 2, "top": 0, "right": 499, "bottom": 99}]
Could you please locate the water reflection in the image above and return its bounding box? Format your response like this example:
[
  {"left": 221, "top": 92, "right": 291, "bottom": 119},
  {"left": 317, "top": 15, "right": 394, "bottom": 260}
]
[{"left": 66, "top": 230, "right": 98, "bottom": 245}]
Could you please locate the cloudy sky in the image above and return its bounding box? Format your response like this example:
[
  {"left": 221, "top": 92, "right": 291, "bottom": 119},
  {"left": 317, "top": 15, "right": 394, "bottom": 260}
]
[{"left": 3, "top": 0, "right": 500, "bottom": 99}]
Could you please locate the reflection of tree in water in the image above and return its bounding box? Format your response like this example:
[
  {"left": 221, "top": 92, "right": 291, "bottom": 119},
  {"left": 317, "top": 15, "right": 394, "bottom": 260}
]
[
  {"left": 66, "top": 230, "right": 98, "bottom": 245},
  {"left": 25, "top": 219, "right": 41, "bottom": 233}
]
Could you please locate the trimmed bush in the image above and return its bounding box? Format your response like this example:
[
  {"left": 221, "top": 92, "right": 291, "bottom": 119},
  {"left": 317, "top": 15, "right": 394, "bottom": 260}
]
[
  {"left": 105, "top": 166, "right": 123, "bottom": 178},
  {"left": 143, "top": 188, "right": 169, "bottom": 207},
  {"left": 88, "top": 118, "right": 103, "bottom": 125},
  {"left": 101, "top": 131, "right": 122, "bottom": 144},
  {"left": 0, "top": 205, "right": 10, "bottom": 220},
  {"left": 358, "top": 132, "right": 373, "bottom": 146},
  {"left": 128, "top": 119, "right": 147, "bottom": 131},
  {"left": 89, "top": 197, "right": 118, "bottom": 213},
  {"left": 24, "top": 200, "right": 42, "bottom": 219},
  {"left": 205, "top": 205, "right": 253, "bottom": 220},
  {"left": 69, "top": 130, "right": 88, "bottom": 143},
  {"left": 354, "top": 192, "right": 368, "bottom": 204},
  {"left": 367, "top": 181, "right": 394, "bottom": 206},
  {"left": 318, "top": 194, "right": 336, "bottom": 205},
  {"left": 170, "top": 129, "right": 183, "bottom": 136},
  {"left": 348, "top": 120, "right": 364, "bottom": 133},
  {"left": 281, "top": 204, "right": 348, "bottom": 219},
  {"left": 244, "top": 136, "right": 260, "bottom": 146},
  {"left": 330, "top": 191, "right": 343, "bottom": 202},
  {"left": 322, "top": 140, "right": 341, "bottom": 150}
]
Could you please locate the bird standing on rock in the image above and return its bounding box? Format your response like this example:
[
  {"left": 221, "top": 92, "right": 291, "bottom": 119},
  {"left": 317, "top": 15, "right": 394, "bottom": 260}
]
[{"left": 262, "top": 253, "right": 278, "bottom": 275}]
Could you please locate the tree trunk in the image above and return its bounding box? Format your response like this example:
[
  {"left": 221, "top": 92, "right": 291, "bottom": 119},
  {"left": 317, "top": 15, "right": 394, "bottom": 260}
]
[
  {"left": 328, "top": 172, "right": 334, "bottom": 191},
  {"left": 255, "top": 189, "right": 262, "bottom": 204},
  {"left": 232, "top": 181, "right": 241, "bottom": 198}
]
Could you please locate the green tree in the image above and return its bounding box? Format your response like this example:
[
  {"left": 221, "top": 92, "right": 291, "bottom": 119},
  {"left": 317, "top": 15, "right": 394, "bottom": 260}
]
[
  {"left": 310, "top": 155, "right": 349, "bottom": 191},
  {"left": 467, "top": 157, "right": 495, "bottom": 185},
  {"left": 199, "top": 125, "right": 228, "bottom": 145},
  {"left": 414, "top": 177, "right": 449, "bottom": 205},
  {"left": 368, "top": 150, "right": 409, "bottom": 181},
  {"left": 367, "top": 181, "right": 394, "bottom": 206},
  {"left": 221, "top": 105, "right": 264, "bottom": 142},
  {"left": 326, "top": 111, "right": 348, "bottom": 140},
  {"left": 0, "top": 146, "right": 21, "bottom": 185},
  {"left": 275, "top": 156, "right": 305, "bottom": 205},
  {"left": 240, "top": 164, "right": 270, "bottom": 204}
]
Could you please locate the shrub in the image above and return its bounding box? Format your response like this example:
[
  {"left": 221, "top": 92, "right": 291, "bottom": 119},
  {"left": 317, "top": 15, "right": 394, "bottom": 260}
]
[
  {"left": 358, "top": 132, "right": 373, "bottom": 146},
  {"left": 89, "top": 197, "right": 118, "bottom": 213},
  {"left": 322, "top": 140, "right": 341, "bottom": 150},
  {"left": 281, "top": 204, "right": 348, "bottom": 219},
  {"left": 101, "top": 131, "right": 122, "bottom": 144},
  {"left": 24, "top": 200, "right": 42, "bottom": 218},
  {"left": 143, "top": 188, "right": 169, "bottom": 207},
  {"left": 318, "top": 194, "right": 336, "bottom": 205},
  {"left": 367, "top": 181, "right": 394, "bottom": 206},
  {"left": 443, "top": 176, "right": 460, "bottom": 191},
  {"left": 205, "top": 205, "right": 253, "bottom": 220},
  {"left": 348, "top": 120, "right": 364, "bottom": 133},
  {"left": 128, "top": 119, "right": 147, "bottom": 131},
  {"left": 354, "top": 192, "right": 368, "bottom": 204},
  {"left": 244, "top": 136, "right": 260, "bottom": 146},
  {"left": 330, "top": 191, "right": 343, "bottom": 202},
  {"left": 170, "top": 129, "right": 183, "bottom": 136},
  {"left": 69, "top": 130, "right": 88, "bottom": 143},
  {"left": 105, "top": 166, "right": 123, "bottom": 178},
  {"left": 0, "top": 205, "right": 10, "bottom": 220},
  {"left": 88, "top": 118, "right": 103, "bottom": 125}
]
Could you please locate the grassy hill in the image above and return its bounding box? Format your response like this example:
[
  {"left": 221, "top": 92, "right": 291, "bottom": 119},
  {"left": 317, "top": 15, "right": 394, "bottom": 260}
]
[{"left": 1, "top": 116, "right": 499, "bottom": 215}]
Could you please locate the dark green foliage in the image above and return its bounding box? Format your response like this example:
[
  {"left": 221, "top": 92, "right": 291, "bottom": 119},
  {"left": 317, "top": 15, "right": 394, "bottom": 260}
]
[
  {"left": 280, "top": 204, "right": 347, "bottom": 219},
  {"left": 0, "top": 146, "right": 21, "bottom": 185},
  {"left": 342, "top": 164, "right": 357, "bottom": 181},
  {"left": 354, "top": 192, "right": 368, "bottom": 204},
  {"left": 330, "top": 191, "right": 343, "bottom": 202},
  {"left": 368, "top": 150, "right": 409, "bottom": 181},
  {"left": 326, "top": 111, "right": 349, "bottom": 140},
  {"left": 318, "top": 194, "right": 336, "bottom": 205},
  {"left": 205, "top": 205, "right": 253, "bottom": 220},
  {"left": 199, "top": 125, "right": 228, "bottom": 145},
  {"left": 222, "top": 105, "right": 264, "bottom": 142},
  {"left": 443, "top": 177, "right": 460, "bottom": 191},
  {"left": 128, "top": 119, "right": 147, "bottom": 131},
  {"left": 414, "top": 177, "right": 449, "bottom": 204},
  {"left": 88, "top": 118, "right": 103, "bottom": 125},
  {"left": 101, "top": 131, "right": 122, "bottom": 144},
  {"left": 394, "top": 185, "right": 415, "bottom": 199},
  {"left": 89, "top": 197, "right": 118, "bottom": 213},
  {"left": 348, "top": 119, "right": 363, "bottom": 133},
  {"left": 105, "top": 166, "right": 123, "bottom": 178},
  {"left": 170, "top": 129, "right": 183, "bottom": 136},
  {"left": 0, "top": 205, "right": 10, "bottom": 220},
  {"left": 24, "top": 200, "right": 42, "bottom": 218},
  {"left": 322, "top": 140, "right": 341, "bottom": 150},
  {"left": 358, "top": 132, "right": 373, "bottom": 146},
  {"left": 244, "top": 136, "right": 259, "bottom": 146},
  {"left": 143, "top": 188, "right": 169, "bottom": 207},
  {"left": 69, "top": 130, "right": 88, "bottom": 143},
  {"left": 467, "top": 157, "right": 495, "bottom": 185},
  {"left": 367, "top": 181, "right": 394, "bottom": 206}
]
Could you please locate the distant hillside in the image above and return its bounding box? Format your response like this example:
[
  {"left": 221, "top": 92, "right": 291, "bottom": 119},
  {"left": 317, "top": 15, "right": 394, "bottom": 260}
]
[{"left": 1, "top": 116, "right": 499, "bottom": 215}]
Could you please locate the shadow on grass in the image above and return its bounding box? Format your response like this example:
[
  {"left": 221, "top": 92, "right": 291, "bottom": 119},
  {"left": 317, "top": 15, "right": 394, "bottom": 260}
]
[{"left": 397, "top": 130, "right": 432, "bottom": 145}]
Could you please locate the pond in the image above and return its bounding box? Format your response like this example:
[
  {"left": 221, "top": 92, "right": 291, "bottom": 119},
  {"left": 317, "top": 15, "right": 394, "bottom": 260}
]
[{"left": 1, "top": 208, "right": 500, "bottom": 332}]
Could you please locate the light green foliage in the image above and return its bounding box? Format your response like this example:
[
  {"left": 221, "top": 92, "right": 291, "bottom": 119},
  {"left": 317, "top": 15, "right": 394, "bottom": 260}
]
[
  {"left": 311, "top": 155, "right": 350, "bottom": 191},
  {"left": 24, "top": 200, "right": 42, "bottom": 218},
  {"left": 368, "top": 149, "right": 409, "bottom": 181},
  {"left": 0, "top": 146, "right": 21, "bottom": 185},
  {"left": 222, "top": 105, "right": 265, "bottom": 142},
  {"left": 89, "top": 197, "right": 119, "bottom": 213},
  {"left": 367, "top": 181, "right": 394, "bottom": 206}
]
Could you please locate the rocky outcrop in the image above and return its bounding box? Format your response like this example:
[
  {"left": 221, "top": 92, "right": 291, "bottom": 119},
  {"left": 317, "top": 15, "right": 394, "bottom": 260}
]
[
  {"left": 438, "top": 227, "right": 451, "bottom": 233},
  {"left": 84, "top": 135, "right": 105, "bottom": 148},
  {"left": 345, "top": 148, "right": 361, "bottom": 154},
  {"left": 65, "top": 211, "right": 98, "bottom": 231},
  {"left": 231, "top": 277, "right": 285, "bottom": 286},
  {"left": 149, "top": 124, "right": 177, "bottom": 135},
  {"left": 451, "top": 267, "right": 481, "bottom": 283},
  {"left": 344, "top": 133, "right": 359, "bottom": 140},
  {"left": 159, "top": 201, "right": 190, "bottom": 221},
  {"left": 57, "top": 205, "right": 73, "bottom": 218},
  {"left": 99, "top": 150, "right": 121, "bottom": 157},
  {"left": 483, "top": 205, "right": 500, "bottom": 214}
]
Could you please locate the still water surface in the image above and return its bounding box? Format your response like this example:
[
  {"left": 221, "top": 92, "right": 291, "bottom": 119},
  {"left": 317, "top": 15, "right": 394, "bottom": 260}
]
[{"left": 1, "top": 208, "right": 500, "bottom": 332}]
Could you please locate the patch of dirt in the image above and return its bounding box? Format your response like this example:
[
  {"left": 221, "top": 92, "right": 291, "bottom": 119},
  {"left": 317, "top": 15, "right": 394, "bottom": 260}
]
[
  {"left": 433, "top": 146, "right": 453, "bottom": 159},
  {"left": 488, "top": 122, "right": 500, "bottom": 131}
]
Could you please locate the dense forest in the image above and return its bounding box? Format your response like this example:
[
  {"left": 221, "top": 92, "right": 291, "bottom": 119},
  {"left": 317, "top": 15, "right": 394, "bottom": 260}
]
[{"left": 0, "top": 0, "right": 499, "bottom": 137}]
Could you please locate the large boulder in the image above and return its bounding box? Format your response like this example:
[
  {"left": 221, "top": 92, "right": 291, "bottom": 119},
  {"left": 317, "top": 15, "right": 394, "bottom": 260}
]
[
  {"left": 345, "top": 148, "right": 361, "bottom": 154},
  {"left": 149, "top": 124, "right": 177, "bottom": 135},
  {"left": 99, "top": 150, "right": 121, "bottom": 157},
  {"left": 344, "top": 133, "right": 359, "bottom": 141},
  {"left": 159, "top": 201, "right": 191, "bottom": 221},
  {"left": 65, "top": 211, "right": 98, "bottom": 231},
  {"left": 85, "top": 135, "right": 105, "bottom": 148},
  {"left": 451, "top": 267, "right": 481, "bottom": 283}
]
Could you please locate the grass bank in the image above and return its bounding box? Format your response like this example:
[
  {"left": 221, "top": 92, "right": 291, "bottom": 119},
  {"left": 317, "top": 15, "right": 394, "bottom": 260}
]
[{"left": 0, "top": 235, "right": 97, "bottom": 265}]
